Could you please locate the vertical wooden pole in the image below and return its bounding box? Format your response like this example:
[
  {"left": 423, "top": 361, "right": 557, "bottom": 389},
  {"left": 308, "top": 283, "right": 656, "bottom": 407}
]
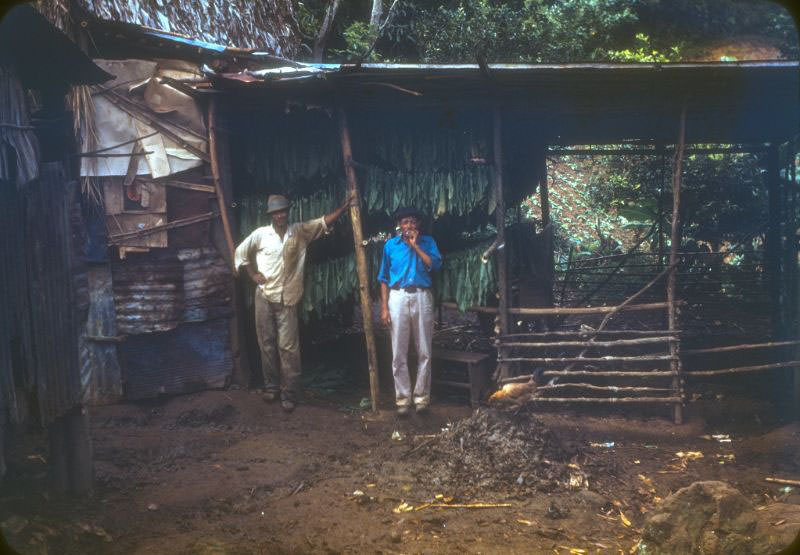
[
  {"left": 208, "top": 98, "right": 237, "bottom": 271},
  {"left": 538, "top": 147, "right": 554, "bottom": 307},
  {"left": 337, "top": 107, "right": 380, "bottom": 412},
  {"left": 767, "top": 144, "right": 782, "bottom": 339},
  {"left": 788, "top": 140, "right": 800, "bottom": 418},
  {"left": 208, "top": 98, "right": 251, "bottom": 387},
  {"left": 493, "top": 106, "right": 510, "bottom": 380},
  {"left": 667, "top": 105, "right": 687, "bottom": 425}
]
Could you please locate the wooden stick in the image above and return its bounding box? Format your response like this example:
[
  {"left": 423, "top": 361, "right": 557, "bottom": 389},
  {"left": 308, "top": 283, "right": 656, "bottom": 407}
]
[
  {"left": 337, "top": 105, "right": 380, "bottom": 412},
  {"left": 208, "top": 99, "right": 237, "bottom": 272},
  {"left": 537, "top": 383, "right": 673, "bottom": 393},
  {"left": 499, "top": 330, "right": 680, "bottom": 338},
  {"left": 108, "top": 212, "right": 216, "bottom": 244},
  {"left": 493, "top": 105, "right": 510, "bottom": 380},
  {"left": 419, "top": 503, "right": 513, "bottom": 510},
  {"left": 104, "top": 89, "right": 207, "bottom": 142},
  {"left": 96, "top": 88, "right": 209, "bottom": 162},
  {"left": 682, "top": 340, "right": 800, "bottom": 355},
  {"left": 498, "top": 355, "right": 677, "bottom": 364},
  {"left": 441, "top": 301, "right": 679, "bottom": 315},
  {"left": 499, "top": 370, "right": 674, "bottom": 381},
  {"left": 400, "top": 436, "right": 439, "bottom": 459},
  {"left": 499, "top": 337, "right": 676, "bottom": 348},
  {"left": 765, "top": 477, "right": 800, "bottom": 487},
  {"left": 529, "top": 396, "right": 681, "bottom": 403},
  {"left": 685, "top": 360, "right": 800, "bottom": 377},
  {"left": 76, "top": 151, "right": 152, "bottom": 158},
  {"left": 144, "top": 179, "right": 216, "bottom": 193},
  {"left": 668, "top": 103, "right": 687, "bottom": 425}
]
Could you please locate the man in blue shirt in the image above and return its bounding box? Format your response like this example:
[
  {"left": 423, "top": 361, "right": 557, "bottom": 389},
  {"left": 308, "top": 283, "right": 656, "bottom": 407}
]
[{"left": 378, "top": 207, "right": 442, "bottom": 415}]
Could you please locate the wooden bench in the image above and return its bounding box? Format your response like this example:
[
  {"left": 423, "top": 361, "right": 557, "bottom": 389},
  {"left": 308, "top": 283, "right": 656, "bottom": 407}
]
[{"left": 431, "top": 348, "right": 492, "bottom": 408}]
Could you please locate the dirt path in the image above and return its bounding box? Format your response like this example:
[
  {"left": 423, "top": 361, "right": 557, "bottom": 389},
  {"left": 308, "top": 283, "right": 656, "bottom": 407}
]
[{"left": 2, "top": 389, "right": 799, "bottom": 554}]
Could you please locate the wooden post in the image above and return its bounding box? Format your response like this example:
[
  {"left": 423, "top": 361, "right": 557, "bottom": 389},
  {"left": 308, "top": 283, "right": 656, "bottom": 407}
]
[
  {"left": 337, "top": 106, "right": 380, "bottom": 412},
  {"left": 538, "top": 146, "right": 554, "bottom": 309},
  {"left": 207, "top": 98, "right": 251, "bottom": 388},
  {"left": 493, "top": 106, "right": 510, "bottom": 380},
  {"left": 767, "top": 143, "right": 782, "bottom": 339},
  {"left": 208, "top": 98, "right": 237, "bottom": 270},
  {"left": 789, "top": 140, "right": 800, "bottom": 419},
  {"left": 667, "top": 105, "right": 687, "bottom": 425}
]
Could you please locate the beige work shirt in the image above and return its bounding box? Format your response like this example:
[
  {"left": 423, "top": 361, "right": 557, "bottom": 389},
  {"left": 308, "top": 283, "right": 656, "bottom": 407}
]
[{"left": 234, "top": 217, "right": 328, "bottom": 306}]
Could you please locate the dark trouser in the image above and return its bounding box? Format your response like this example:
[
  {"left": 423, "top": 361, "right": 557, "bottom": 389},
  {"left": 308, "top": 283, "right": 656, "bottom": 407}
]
[{"left": 254, "top": 292, "right": 301, "bottom": 402}]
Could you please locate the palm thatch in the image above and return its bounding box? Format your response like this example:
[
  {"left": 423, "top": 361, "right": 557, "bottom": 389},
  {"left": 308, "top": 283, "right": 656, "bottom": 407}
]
[{"left": 34, "top": 0, "right": 301, "bottom": 56}]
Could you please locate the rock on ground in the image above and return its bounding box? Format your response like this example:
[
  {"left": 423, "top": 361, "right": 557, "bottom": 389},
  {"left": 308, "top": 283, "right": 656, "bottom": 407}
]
[{"left": 640, "top": 480, "right": 800, "bottom": 554}]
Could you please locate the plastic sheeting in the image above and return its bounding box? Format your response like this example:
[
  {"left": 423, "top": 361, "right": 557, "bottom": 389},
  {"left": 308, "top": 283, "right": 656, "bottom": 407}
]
[{"left": 80, "top": 59, "right": 206, "bottom": 179}]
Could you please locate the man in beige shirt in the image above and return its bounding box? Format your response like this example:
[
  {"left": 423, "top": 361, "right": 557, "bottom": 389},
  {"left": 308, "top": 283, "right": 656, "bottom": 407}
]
[{"left": 235, "top": 193, "right": 353, "bottom": 412}]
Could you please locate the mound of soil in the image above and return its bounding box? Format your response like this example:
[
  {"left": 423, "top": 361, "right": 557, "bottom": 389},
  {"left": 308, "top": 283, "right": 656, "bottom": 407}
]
[{"left": 414, "top": 408, "right": 585, "bottom": 496}]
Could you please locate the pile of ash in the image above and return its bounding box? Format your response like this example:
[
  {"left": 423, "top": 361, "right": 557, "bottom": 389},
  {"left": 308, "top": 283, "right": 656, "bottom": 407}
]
[{"left": 412, "top": 408, "right": 586, "bottom": 496}]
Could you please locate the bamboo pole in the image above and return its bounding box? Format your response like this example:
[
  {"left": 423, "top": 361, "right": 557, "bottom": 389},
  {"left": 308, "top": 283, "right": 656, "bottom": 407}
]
[
  {"left": 498, "top": 355, "right": 677, "bottom": 364},
  {"left": 208, "top": 99, "right": 237, "bottom": 272},
  {"left": 682, "top": 340, "right": 800, "bottom": 355},
  {"left": 337, "top": 106, "right": 380, "bottom": 412},
  {"left": 684, "top": 360, "right": 800, "bottom": 377},
  {"left": 493, "top": 105, "right": 510, "bottom": 380},
  {"left": 441, "top": 301, "right": 678, "bottom": 315},
  {"left": 499, "top": 337, "right": 676, "bottom": 348},
  {"left": 667, "top": 104, "right": 687, "bottom": 425}
]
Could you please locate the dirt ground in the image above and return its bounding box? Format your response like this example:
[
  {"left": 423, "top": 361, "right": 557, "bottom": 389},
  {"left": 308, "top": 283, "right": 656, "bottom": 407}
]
[{"left": 3, "top": 385, "right": 800, "bottom": 554}]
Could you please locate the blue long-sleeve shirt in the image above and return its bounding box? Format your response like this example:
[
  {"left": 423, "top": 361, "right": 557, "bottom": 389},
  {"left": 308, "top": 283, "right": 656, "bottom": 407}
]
[{"left": 377, "top": 235, "right": 442, "bottom": 288}]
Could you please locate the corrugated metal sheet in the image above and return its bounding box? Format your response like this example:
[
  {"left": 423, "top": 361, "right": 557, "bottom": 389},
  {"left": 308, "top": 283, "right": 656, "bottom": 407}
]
[
  {"left": 0, "top": 64, "right": 40, "bottom": 187},
  {"left": 0, "top": 163, "right": 86, "bottom": 428},
  {"left": 80, "top": 264, "right": 123, "bottom": 405},
  {"left": 118, "top": 319, "right": 232, "bottom": 400},
  {"left": 178, "top": 247, "right": 233, "bottom": 322},
  {"left": 112, "top": 254, "right": 184, "bottom": 334},
  {"left": 212, "top": 61, "right": 799, "bottom": 145}
]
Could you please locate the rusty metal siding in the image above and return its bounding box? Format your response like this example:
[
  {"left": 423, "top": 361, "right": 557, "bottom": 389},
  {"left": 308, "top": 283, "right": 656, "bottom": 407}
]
[
  {"left": 80, "top": 264, "right": 123, "bottom": 405},
  {"left": 111, "top": 254, "right": 184, "bottom": 334},
  {"left": 118, "top": 319, "right": 232, "bottom": 400},
  {"left": 178, "top": 247, "right": 233, "bottom": 323}
]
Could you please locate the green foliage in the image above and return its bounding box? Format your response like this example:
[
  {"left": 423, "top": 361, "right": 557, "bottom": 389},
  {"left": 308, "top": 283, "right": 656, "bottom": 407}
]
[
  {"left": 334, "top": 21, "right": 381, "bottom": 61},
  {"left": 606, "top": 33, "right": 682, "bottom": 61},
  {"left": 409, "top": 0, "right": 640, "bottom": 62}
]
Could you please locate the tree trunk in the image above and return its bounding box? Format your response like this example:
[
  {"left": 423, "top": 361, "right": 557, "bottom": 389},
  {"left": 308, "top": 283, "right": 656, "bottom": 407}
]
[
  {"left": 369, "top": 0, "right": 383, "bottom": 31},
  {"left": 313, "top": 0, "right": 342, "bottom": 62}
]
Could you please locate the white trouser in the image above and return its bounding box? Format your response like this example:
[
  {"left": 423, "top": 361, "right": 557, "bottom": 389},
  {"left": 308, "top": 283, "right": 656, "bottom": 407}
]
[{"left": 388, "top": 288, "right": 434, "bottom": 408}]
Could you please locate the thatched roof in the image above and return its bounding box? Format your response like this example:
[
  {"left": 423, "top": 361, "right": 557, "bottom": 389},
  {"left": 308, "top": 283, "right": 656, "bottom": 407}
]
[{"left": 34, "top": 0, "right": 301, "bottom": 57}]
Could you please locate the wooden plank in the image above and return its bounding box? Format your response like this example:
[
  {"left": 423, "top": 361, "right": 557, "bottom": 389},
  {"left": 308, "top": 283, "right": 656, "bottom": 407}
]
[
  {"left": 433, "top": 348, "right": 489, "bottom": 364},
  {"left": 499, "top": 336, "right": 676, "bottom": 348},
  {"left": 493, "top": 105, "right": 510, "bottom": 380}
]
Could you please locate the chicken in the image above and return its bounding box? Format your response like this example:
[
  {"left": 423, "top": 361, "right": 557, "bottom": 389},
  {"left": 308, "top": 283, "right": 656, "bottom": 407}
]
[
  {"left": 488, "top": 369, "right": 543, "bottom": 408},
  {"left": 488, "top": 380, "right": 538, "bottom": 408}
]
